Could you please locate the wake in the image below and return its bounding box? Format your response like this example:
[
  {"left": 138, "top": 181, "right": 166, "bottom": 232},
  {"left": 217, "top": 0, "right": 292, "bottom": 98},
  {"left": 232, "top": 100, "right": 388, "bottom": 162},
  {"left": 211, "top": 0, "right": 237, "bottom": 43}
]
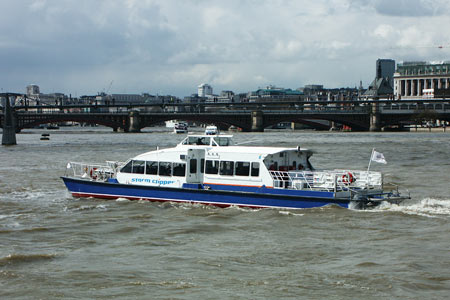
[{"left": 374, "top": 198, "right": 450, "bottom": 217}]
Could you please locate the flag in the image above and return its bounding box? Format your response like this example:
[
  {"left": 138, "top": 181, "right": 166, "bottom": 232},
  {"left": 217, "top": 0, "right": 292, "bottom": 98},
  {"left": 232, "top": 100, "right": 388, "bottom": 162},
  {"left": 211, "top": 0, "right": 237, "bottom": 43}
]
[{"left": 371, "top": 150, "right": 387, "bottom": 164}]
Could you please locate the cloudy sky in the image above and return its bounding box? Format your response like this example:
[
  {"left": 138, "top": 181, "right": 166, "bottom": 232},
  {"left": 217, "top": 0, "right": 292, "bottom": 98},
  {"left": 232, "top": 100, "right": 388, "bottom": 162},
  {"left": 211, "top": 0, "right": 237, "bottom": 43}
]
[{"left": 1, "top": 0, "right": 450, "bottom": 97}]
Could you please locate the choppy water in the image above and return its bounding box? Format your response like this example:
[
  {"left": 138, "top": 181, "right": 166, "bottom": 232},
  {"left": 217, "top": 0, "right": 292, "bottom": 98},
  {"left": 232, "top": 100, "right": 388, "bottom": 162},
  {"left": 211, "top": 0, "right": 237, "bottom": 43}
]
[{"left": 1, "top": 127, "right": 450, "bottom": 299}]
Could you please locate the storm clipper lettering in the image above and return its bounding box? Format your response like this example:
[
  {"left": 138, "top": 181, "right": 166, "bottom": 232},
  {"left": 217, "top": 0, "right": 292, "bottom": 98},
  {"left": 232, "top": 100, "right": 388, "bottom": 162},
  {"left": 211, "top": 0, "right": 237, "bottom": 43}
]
[{"left": 131, "top": 178, "right": 175, "bottom": 185}]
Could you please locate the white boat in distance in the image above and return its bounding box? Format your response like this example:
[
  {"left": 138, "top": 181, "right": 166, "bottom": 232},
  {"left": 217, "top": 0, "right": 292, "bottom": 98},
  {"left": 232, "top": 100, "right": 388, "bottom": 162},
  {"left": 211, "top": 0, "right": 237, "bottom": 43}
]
[
  {"left": 174, "top": 122, "right": 188, "bottom": 134},
  {"left": 62, "top": 134, "right": 409, "bottom": 210},
  {"left": 205, "top": 125, "right": 218, "bottom": 135},
  {"left": 165, "top": 120, "right": 177, "bottom": 128}
]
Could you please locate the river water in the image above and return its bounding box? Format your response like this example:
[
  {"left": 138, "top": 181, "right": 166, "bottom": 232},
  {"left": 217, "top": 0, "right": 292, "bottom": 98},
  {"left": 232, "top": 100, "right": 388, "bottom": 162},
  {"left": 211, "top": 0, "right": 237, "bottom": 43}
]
[{"left": 1, "top": 127, "right": 449, "bottom": 299}]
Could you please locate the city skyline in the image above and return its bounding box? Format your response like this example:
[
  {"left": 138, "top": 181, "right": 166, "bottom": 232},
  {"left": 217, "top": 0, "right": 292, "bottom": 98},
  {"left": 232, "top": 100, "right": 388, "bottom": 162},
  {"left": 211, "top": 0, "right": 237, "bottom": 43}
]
[{"left": 1, "top": 0, "right": 450, "bottom": 97}]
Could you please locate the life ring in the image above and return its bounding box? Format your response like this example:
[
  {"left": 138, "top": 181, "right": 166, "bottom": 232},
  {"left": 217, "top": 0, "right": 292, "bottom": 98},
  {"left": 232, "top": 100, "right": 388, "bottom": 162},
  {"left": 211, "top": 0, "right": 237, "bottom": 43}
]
[{"left": 342, "top": 172, "right": 354, "bottom": 184}]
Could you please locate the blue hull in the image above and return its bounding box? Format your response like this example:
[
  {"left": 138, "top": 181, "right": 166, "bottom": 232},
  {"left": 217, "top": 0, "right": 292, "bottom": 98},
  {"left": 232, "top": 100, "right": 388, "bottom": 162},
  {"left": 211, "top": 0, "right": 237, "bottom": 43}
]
[{"left": 61, "top": 177, "right": 351, "bottom": 209}]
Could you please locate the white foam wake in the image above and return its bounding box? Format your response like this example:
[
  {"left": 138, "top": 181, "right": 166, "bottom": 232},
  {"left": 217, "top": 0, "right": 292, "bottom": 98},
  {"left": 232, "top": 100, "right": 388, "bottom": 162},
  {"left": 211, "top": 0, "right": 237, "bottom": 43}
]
[{"left": 375, "top": 198, "right": 450, "bottom": 217}]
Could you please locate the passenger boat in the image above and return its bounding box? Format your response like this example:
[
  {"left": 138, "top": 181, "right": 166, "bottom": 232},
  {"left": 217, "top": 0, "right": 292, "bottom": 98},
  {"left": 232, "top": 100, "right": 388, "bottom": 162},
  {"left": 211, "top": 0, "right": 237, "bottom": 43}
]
[
  {"left": 174, "top": 122, "right": 188, "bottom": 134},
  {"left": 62, "top": 135, "right": 409, "bottom": 209},
  {"left": 165, "top": 120, "right": 177, "bottom": 128},
  {"left": 205, "top": 125, "right": 218, "bottom": 135}
]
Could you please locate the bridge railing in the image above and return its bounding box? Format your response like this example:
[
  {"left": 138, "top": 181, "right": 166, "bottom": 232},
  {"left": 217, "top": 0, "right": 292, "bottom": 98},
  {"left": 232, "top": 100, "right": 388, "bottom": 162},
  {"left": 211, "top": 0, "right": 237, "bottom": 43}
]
[
  {"left": 11, "top": 104, "right": 372, "bottom": 114},
  {"left": 381, "top": 102, "right": 450, "bottom": 112}
]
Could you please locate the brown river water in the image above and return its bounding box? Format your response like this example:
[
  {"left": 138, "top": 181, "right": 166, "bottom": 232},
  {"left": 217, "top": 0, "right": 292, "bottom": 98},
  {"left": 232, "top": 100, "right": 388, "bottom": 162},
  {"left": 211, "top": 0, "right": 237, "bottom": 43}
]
[{"left": 1, "top": 127, "right": 449, "bottom": 299}]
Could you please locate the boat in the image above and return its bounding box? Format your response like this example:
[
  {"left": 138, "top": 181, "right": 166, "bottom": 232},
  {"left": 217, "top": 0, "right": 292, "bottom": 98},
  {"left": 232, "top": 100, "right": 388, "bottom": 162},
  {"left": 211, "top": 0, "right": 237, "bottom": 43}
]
[
  {"left": 205, "top": 125, "right": 218, "bottom": 135},
  {"left": 40, "top": 133, "right": 50, "bottom": 141},
  {"left": 165, "top": 120, "right": 177, "bottom": 128},
  {"left": 228, "top": 125, "right": 242, "bottom": 132},
  {"left": 174, "top": 122, "right": 188, "bottom": 134},
  {"left": 46, "top": 123, "right": 59, "bottom": 130},
  {"left": 62, "top": 135, "right": 409, "bottom": 210}
]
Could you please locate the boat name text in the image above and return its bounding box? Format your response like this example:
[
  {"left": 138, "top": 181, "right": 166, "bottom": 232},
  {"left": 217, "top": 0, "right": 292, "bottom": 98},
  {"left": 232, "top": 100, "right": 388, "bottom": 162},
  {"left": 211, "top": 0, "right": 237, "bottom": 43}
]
[{"left": 131, "top": 178, "right": 175, "bottom": 185}]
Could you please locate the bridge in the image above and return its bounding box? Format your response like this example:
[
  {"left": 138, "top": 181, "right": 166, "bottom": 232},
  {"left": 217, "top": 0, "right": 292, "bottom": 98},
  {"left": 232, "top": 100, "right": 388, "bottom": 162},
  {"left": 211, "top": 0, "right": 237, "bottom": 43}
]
[{"left": 2, "top": 92, "right": 450, "bottom": 145}]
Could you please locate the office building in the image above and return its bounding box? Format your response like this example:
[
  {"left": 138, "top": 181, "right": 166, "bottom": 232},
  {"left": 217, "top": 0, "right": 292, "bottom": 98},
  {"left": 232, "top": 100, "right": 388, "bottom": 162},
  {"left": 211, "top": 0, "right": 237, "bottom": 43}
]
[{"left": 393, "top": 61, "right": 450, "bottom": 99}]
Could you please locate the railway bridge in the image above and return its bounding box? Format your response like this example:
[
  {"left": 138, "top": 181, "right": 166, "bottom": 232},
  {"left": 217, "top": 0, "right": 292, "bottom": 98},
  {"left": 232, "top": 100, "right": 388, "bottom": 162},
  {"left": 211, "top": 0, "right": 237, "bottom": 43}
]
[{"left": 2, "top": 92, "right": 450, "bottom": 145}]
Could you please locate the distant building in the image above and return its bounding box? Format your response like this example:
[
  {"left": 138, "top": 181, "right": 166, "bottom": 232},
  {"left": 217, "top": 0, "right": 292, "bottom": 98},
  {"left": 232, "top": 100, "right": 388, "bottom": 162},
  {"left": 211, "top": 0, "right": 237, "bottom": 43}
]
[
  {"left": 363, "top": 77, "right": 393, "bottom": 99},
  {"left": 248, "top": 85, "right": 303, "bottom": 102},
  {"left": 198, "top": 83, "right": 213, "bottom": 97},
  {"left": 26, "top": 84, "right": 40, "bottom": 97},
  {"left": 214, "top": 90, "right": 236, "bottom": 103},
  {"left": 376, "top": 59, "right": 395, "bottom": 88},
  {"left": 303, "top": 84, "right": 324, "bottom": 91},
  {"left": 299, "top": 85, "right": 360, "bottom": 102},
  {"left": 393, "top": 61, "right": 450, "bottom": 99}
]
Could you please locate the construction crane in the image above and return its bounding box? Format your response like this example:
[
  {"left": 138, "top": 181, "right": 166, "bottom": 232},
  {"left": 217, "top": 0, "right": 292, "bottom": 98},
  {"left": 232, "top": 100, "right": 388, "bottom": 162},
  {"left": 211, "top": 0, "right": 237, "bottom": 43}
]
[{"left": 105, "top": 80, "right": 113, "bottom": 94}]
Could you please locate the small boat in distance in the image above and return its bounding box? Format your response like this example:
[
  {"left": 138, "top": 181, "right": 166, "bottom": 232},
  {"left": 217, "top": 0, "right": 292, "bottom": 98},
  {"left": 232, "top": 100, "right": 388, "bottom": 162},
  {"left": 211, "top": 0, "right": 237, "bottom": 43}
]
[
  {"left": 174, "top": 122, "right": 188, "bottom": 134},
  {"left": 40, "top": 133, "right": 50, "bottom": 141},
  {"left": 62, "top": 134, "right": 409, "bottom": 210},
  {"left": 205, "top": 125, "right": 218, "bottom": 135},
  {"left": 47, "top": 123, "right": 59, "bottom": 130}
]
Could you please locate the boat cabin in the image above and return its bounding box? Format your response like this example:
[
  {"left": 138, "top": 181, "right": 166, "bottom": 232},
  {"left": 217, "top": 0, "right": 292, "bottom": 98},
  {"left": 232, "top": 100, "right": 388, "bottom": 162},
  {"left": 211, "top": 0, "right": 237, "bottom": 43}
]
[{"left": 115, "top": 134, "right": 315, "bottom": 191}]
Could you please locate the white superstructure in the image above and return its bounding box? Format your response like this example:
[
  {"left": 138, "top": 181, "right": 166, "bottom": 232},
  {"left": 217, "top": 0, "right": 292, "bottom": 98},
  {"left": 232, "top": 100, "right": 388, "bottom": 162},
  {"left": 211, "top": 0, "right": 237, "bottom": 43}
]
[{"left": 115, "top": 135, "right": 313, "bottom": 189}]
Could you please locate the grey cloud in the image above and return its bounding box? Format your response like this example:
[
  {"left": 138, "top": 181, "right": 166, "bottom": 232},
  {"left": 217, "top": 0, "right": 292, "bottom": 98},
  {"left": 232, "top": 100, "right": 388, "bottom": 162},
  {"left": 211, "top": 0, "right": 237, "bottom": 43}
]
[
  {"left": 351, "top": 0, "right": 449, "bottom": 17},
  {"left": 1, "top": 0, "right": 450, "bottom": 96}
]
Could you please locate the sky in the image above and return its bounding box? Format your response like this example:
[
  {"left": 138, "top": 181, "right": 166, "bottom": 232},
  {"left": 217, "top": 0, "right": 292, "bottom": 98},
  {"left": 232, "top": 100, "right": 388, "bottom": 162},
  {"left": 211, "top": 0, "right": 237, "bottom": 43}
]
[{"left": 1, "top": 0, "right": 450, "bottom": 97}]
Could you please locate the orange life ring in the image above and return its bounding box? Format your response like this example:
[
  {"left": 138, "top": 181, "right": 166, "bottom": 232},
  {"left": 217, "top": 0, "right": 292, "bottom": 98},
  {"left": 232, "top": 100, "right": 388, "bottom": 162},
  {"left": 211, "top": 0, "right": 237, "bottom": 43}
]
[{"left": 342, "top": 172, "right": 354, "bottom": 184}]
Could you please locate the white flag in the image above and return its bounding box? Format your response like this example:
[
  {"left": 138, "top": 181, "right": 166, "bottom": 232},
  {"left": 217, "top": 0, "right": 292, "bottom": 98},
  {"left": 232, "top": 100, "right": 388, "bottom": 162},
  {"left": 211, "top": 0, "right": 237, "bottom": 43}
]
[{"left": 371, "top": 150, "right": 387, "bottom": 164}]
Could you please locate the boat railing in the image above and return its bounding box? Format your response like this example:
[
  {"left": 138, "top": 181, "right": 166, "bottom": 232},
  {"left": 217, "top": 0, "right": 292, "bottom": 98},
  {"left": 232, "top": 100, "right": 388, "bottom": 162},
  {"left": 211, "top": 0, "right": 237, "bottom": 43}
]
[
  {"left": 66, "top": 161, "right": 124, "bottom": 182},
  {"left": 269, "top": 170, "right": 383, "bottom": 192}
]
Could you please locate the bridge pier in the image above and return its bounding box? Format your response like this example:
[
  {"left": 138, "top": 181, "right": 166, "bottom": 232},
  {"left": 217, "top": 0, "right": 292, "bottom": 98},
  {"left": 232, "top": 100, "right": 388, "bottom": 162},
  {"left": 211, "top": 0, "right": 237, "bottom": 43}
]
[
  {"left": 128, "top": 111, "right": 141, "bottom": 133},
  {"left": 251, "top": 111, "right": 264, "bottom": 132},
  {"left": 2, "top": 95, "right": 17, "bottom": 145},
  {"left": 369, "top": 102, "right": 381, "bottom": 132}
]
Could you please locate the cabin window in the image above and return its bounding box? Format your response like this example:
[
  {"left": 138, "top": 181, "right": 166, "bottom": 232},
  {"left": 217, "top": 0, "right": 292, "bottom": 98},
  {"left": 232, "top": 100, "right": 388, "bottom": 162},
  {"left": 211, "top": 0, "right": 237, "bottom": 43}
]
[
  {"left": 121, "top": 161, "right": 133, "bottom": 173},
  {"left": 235, "top": 161, "right": 250, "bottom": 176},
  {"left": 220, "top": 161, "right": 234, "bottom": 176},
  {"left": 251, "top": 162, "right": 260, "bottom": 177},
  {"left": 159, "top": 162, "right": 172, "bottom": 176},
  {"left": 133, "top": 160, "right": 146, "bottom": 174},
  {"left": 201, "top": 159, "right": 205, "bottom": 174},
  {"left": 188, "top": 136, "right": 210, "bottom": 145},
  {"left": 189, "top": 159, "right": 197, "bottom": 174},
  {"left": 215, "top": 137, "right": 231, "bottom": 146},
  {"left": 145, "top": 161, "right": 158, "bottom": 175},
  {"left": 202, "top": 137, "right": 211, "bottom": 145},
  {"left": 173, "top": 163, "right": 186, "bottom": 177},
  {"left": 205, "top": 160, "right": 219, "bottom": 174}
]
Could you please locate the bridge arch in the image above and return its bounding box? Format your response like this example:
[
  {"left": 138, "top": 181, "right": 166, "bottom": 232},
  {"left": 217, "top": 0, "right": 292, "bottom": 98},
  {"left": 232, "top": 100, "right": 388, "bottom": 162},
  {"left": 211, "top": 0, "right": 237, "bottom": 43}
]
[
  {"left": 263, "top": 114, "right": 370, "bottom": 131},
  {"left": 138, "top": 114, "right": 252, "bottom": 132},
  {"left": 16, "top": 113, "right": 128, "bottom": 131}
]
